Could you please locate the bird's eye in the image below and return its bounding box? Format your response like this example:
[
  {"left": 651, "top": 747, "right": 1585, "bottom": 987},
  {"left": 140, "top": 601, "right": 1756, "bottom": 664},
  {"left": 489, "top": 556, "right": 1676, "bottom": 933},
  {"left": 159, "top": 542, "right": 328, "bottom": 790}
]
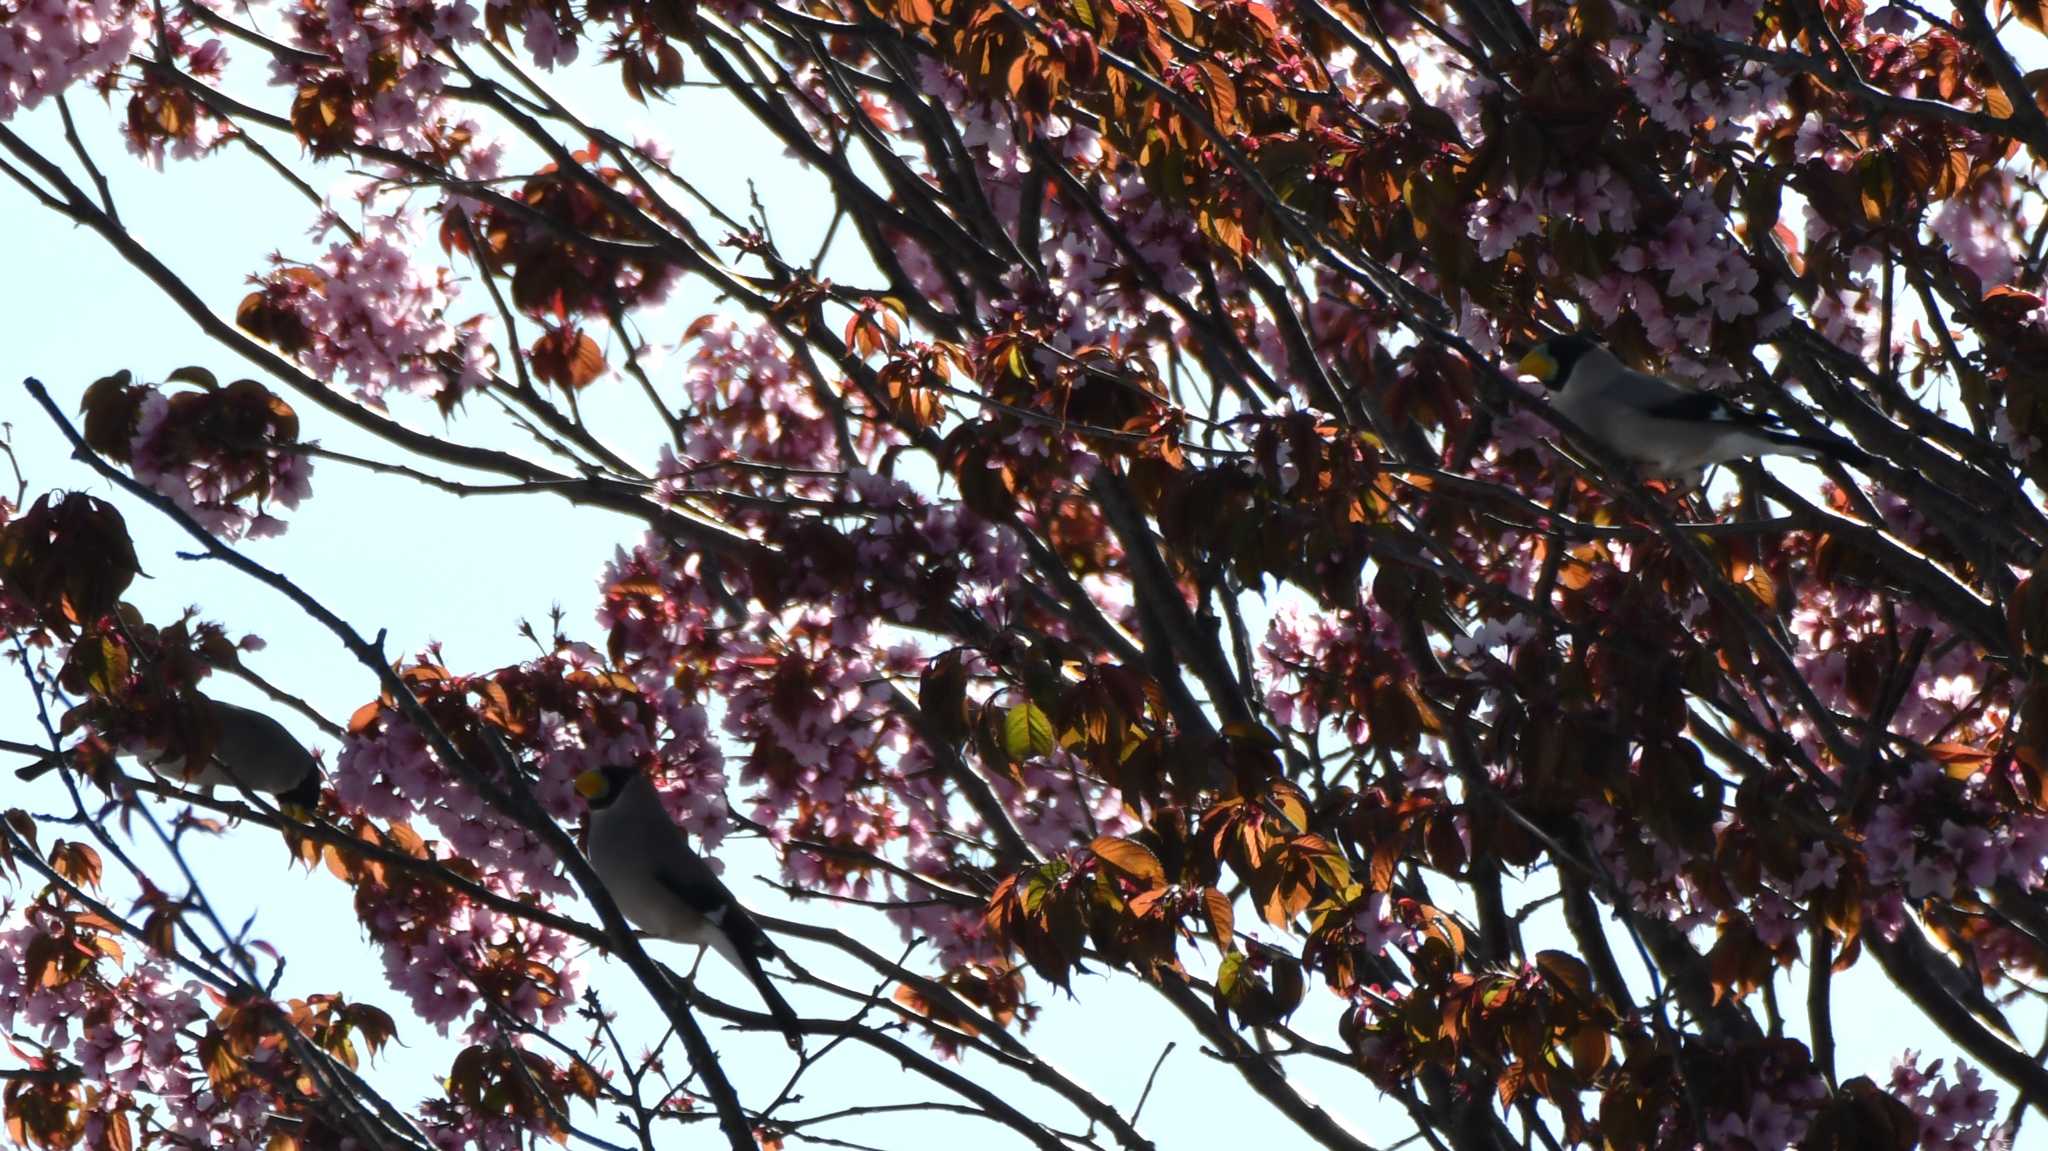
[{"left": 574, "top": 770, "right": 609, "bottom": 800}]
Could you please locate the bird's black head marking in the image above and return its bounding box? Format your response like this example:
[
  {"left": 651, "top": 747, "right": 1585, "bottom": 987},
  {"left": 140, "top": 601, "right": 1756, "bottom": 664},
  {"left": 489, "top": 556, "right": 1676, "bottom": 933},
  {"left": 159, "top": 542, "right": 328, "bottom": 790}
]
[
  {"left": 1533, "top": 333, "right": 1600, "bottom": 391},
  {"left": 576, "top": 763, "right": 642, "bottom": 810}
]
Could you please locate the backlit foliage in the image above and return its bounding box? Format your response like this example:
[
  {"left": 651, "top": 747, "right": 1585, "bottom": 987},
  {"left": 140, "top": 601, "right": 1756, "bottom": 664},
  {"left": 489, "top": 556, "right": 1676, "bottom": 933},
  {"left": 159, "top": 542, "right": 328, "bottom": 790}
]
[{"left": 3, "top": 0, "right": 2048, "bottom": 1145}]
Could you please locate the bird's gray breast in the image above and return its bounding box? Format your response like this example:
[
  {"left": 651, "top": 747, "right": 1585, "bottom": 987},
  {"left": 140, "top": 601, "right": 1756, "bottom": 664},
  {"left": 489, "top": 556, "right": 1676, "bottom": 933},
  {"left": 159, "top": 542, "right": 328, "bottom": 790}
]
[
  {"left": 141, "top": 750, "right": 231, "bottom": 788},
  {"left": 1555, "top": 372, "right": 1721, "bottom": 470},
  {"left": 1551, "top": 385, "right": 1639, "bottom": 458},
  {"left": 586, "top": 803, "right": 714, "bottom": 946}
]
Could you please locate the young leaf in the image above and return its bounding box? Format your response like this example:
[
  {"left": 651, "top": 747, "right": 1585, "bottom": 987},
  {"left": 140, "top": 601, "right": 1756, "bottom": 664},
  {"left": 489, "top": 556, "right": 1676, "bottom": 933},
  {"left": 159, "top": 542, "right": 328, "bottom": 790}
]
[
  {"left": 1090, "top": 835, "right": 1167, "bottom": 886},
  {"left": 1004, "top": 700, "right": 1057, "bottom": 759}
]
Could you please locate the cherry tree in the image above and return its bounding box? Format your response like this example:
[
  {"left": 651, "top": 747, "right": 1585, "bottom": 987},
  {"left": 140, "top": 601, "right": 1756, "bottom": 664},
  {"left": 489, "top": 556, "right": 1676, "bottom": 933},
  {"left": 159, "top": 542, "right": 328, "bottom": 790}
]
[{"left": 0, "top": 0, "right": 2045, "bottom": 1146}]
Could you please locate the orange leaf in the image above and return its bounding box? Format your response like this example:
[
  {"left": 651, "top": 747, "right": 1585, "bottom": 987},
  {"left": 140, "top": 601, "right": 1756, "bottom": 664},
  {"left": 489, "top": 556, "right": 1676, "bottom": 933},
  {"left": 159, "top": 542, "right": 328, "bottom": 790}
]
[
  {"left": 1928, "top": 741, "right": 1993, "bottom": 764},
  {"left": 1202, "top": 887, "right": 1234, "bottom": 947},
  {"left": 1535, "top": 950, "right": 1593, "bottom": 999},
  {"left": 529, "top": 326, "right": 606, "bottom": 390},
  {"left": 347, "top": 699, "right": 386, "bottom": 734},
  {"left": 1090, "top": 835, "right": 1166, "bottom": 886},
  {"left": 50, "top": 841, "right": 101, "bottom": 889},
  {"left": 1160, "top": 0, "right": 1196, "bottom": 37},
  {"left": 1496, "top": 1061, "right": 1526, "bottom": 1107},
  {"left": 1570, "top": 1024, "right": 1610, "bottom": 1075}
]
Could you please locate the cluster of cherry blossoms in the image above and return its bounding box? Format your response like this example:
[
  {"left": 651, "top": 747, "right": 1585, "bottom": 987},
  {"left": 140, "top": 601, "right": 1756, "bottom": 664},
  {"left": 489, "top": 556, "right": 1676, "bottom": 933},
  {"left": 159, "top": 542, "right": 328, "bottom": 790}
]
[
  {"left": 665, "top": 317, "right": 844, "bottom": 492},
  {"left": 1890, "top": 1052, "right": 2006, "bottom": 1151},
  {"left": 990, "top": 746, "right": 1135, "bottom": 856},
  {"left": 1699, "top": 1045, "right": 1831, "bottom": 1151},
  {"left": 599, "top": 533, "right": 1037, "bottom": 964},
  {"left": 331, "top": 655, "right": 726, "bottom": 1033},
  {"left": 74, "top": 369, "right": 315, "bottom": 540},
  {"left": 1258, "top": 599, "right": 1414, "bottom": 740},
  {"left": 338, "top": 714, "right": 575, "bottom": 901},
  {"left": 1469, "top": 166, "right": 1640, "bottom": 264},
  {"left": 127, "top": 388, "right": 314, "bottom": 540},
  {"left": 1627, "top": 4, "right": 1791, "bottom": 145},
  {"left": 0, "top": 0, "right": 146, "bottom": 120},
  {"left": 0, "top": 910, "right": 289, "bottom": 1148},
  {"left": 1790, "top": 583, "right": 1991, "bottom": 749},
  {"left": 1861, "top": 760, "right": 2048, "bottom": 905},
  {"left": 241, "top": 213, "right": 493, "bottom": 406},
  {"left": 273, "top": 0, "right": 486, "bottom": 154},
  {"left": 889, "top": 58, "right": 1198, "bottom": 351}
]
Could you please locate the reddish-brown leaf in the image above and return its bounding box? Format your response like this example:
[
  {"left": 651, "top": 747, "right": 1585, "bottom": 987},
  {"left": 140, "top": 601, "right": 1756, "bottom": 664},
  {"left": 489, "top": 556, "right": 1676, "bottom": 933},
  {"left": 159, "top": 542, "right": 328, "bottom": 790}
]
[
  {"left": 49, "top": 841, "right": 101, "bottom": 890},
  {"left": 1090, "top": 835, "right": 1167, "bottom": 886},
  {"left": 529, "top": 326, "right": 607, "bottom": 390}
]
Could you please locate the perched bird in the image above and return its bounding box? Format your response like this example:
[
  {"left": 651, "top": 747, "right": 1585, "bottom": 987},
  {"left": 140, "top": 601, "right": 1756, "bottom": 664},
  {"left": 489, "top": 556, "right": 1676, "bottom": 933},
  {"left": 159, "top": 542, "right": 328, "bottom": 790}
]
[
  {"left": 575, "top": 764, "right": 803, "bottom": 1049},
  {"left": 15, "top": 695, "right": 323, "bottom": 809},
  {"left": 1517, "top": 334, "right": 1848, "bottom": 479}
]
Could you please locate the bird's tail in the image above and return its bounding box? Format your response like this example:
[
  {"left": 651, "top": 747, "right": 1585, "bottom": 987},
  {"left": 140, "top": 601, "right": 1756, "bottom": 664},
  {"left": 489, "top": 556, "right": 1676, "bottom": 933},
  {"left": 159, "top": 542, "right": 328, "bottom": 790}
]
[
  {"left": 738, "top": 949, "right": 805, "bottom": 1050},
  {"left": 1763, "top": 430, "right": 1865, "bottom": 467},
  {"left": 708, "top": 927, "right": 803, "bottom": 1049}
]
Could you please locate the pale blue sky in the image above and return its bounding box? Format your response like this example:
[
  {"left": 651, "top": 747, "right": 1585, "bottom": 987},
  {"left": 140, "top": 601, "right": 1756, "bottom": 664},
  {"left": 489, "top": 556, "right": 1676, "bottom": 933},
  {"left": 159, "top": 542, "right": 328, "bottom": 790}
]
[{"left": 0, "top": 39, "right": 2039, "bottom": 1151}]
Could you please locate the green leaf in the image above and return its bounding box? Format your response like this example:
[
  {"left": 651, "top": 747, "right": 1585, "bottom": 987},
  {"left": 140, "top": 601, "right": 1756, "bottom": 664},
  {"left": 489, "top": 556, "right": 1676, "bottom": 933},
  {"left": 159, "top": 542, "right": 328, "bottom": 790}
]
[
  {"left": 1217, "top": 949, "right": 1247, "bottom": 1000},
  {"left": 85, "top": 634, "right": 130, "bottom": 696},
  {"left": 1004, "top": 700, "right": 1056, "bottom": 760}
]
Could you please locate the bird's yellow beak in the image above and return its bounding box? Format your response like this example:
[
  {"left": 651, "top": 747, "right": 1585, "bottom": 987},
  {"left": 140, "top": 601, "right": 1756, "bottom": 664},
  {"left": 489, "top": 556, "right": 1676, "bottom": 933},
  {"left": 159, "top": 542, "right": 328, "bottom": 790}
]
[
  {"left": 1517, "top": 347, "right": 1558, "bottom": 382},
  {"left": 574, "top": 769, "right": 606, "bottom": 799}
]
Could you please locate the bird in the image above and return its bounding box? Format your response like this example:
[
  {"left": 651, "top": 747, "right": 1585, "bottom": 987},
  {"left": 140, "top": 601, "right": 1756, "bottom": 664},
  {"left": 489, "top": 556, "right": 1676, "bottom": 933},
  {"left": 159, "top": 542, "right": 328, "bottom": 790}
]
[
  {"left": 574, "top": 764, "right": 804, "bottom": 1049},
  {"left": 1516, "top": 334, "right": 1851, "bottom": 479},
  {"left": 15, "top": 694, "right": 323, "bottom": 810}
]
